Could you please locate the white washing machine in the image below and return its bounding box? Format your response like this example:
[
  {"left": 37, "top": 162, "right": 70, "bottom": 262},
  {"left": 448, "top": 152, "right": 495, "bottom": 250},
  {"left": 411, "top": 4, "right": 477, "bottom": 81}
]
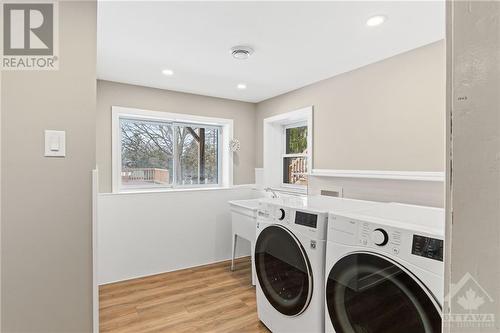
[
  {"left": 325, "top": 203, "right": 445, "bottom": 333},
  {"left": 255, "top": 196, "right": 384, "bottom": 333}
]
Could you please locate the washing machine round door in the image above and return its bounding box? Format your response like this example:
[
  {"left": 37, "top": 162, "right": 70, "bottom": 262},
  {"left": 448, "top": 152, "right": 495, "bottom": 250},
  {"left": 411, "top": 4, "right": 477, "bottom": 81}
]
[
  {"left": 255, "top": 224, "right": 313, "bottom": 316},
  {"left": 326, "top": 253, "right": 441, "bottom": 333}
]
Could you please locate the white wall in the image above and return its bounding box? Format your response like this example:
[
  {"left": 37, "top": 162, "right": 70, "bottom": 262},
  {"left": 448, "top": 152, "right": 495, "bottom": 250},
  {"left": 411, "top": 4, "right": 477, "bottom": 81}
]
[{"left": 98, "top": 187, "right": 261, "bottom": 284}]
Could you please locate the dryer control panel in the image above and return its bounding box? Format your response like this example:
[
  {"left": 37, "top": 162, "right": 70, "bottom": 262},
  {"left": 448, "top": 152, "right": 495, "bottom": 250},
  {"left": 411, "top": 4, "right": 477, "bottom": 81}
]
[
  {"left": 411, "top": 235, "right": 443, "bottom": 262},
  {"left": 329, "top": 214, "right": 444, "bottom": 276}
]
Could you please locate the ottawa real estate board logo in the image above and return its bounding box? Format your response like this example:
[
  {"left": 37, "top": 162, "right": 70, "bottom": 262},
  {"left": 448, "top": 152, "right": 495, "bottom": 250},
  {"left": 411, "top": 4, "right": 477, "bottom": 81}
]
[
  {"left": 445, "top": 272, "right": 496, "bottom": 330},
  {"left": 1, "top": 2, "right": 58, "bottom": 70}
]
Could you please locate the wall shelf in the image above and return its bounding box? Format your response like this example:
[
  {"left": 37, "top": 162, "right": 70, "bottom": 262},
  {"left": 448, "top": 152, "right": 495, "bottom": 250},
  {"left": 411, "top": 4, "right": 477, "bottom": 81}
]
[{"left": 310, "top": 169, "right": 445, "bottom": 182}]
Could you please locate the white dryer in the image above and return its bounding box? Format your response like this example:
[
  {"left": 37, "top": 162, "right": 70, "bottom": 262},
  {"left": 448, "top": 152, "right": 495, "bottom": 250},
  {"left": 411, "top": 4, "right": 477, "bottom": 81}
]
[
  {"left": 255, "top": 196, "right": 383, "bottom": 333},
  {"left": 325, "top": 203, "right": 445, "bottom": 333}
]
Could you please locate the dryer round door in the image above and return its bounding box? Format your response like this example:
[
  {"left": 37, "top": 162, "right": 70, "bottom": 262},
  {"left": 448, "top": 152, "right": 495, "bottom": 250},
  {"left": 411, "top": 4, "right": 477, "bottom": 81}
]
[
  {"left": 326, "top": 252, "right": 441, "bottom": 333},
  {"left": 255, "top": 224, "right": 313, "bottom": 316}
]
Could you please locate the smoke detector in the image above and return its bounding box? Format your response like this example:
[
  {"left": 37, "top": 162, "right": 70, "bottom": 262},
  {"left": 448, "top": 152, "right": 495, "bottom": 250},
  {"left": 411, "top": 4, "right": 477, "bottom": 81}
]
[{"left": 230, "top": 46, "right": 254, "bottom": 60}]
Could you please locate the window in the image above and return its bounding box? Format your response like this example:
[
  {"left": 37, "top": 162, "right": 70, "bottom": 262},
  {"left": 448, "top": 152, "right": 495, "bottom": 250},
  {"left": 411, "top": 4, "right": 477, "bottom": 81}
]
[
  {"left": 263, "top": 106, "right": 312, "bottom": 192},
  {"left": 175, "top": 124, "right": 220, "bottom": 185},
  {"left": 120, "top": 118, "right": 174, "bottom": 188},
  {"left": 113, "top": 107, "right": 232, "bottom": 192},
  {"left": 282, "top": 123, "right": 308, "bottom": 186}
]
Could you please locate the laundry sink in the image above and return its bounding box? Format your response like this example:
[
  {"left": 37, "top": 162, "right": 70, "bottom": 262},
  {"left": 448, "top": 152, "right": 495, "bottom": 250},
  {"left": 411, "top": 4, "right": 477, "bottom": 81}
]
[{"left": 228, "top": 199, "right": 261, "bottom": 218}]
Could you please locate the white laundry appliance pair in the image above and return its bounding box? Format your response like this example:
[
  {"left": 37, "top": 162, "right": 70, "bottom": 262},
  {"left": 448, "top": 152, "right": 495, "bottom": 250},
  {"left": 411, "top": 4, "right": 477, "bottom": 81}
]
[
  {"left": 254, "top": 196, "right": 445, "bottom": 333},
  {"left": 325, "top": 203, "right": 445, "bottom": 333},
  {"left": 254, "top": 196, "right": 383, "bottom": 333}
]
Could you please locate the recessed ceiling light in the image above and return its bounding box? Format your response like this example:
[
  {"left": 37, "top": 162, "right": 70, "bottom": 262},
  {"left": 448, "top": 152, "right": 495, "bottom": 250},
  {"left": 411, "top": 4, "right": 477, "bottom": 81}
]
[
  {"left": 366, "top": 15, "right": 387, "bottom": 27},
  {"left": 162, "top": 69, "right": 174, "bottom": 76},
  {"left": 230, "top": 46, "right": 254, "bottom": 60},
  {"left": 237, "top": 83, "right": 247, "bottom": 90}
]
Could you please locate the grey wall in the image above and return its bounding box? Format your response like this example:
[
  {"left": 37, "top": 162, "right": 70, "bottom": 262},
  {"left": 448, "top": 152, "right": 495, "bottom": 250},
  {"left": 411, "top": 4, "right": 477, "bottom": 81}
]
[
  {"left": 308, "top": 175, "right": 444, "bottom": 208},
  {"left": 97, "top": 80, "right": 256, "bottom": 193},
  {"left": 256, "top": 41, "right": 446, "bottom": 206},
  {"left": 445, "top": 2, "right": 500, "bottom": 332},
  {"left": 256, "top": 40, "right": 446, "bottom": 171},
  {"left": 97, "top": 43, "right": 445, "bottom": 197},
  {"left": 1, "top": 2, "right": 96, "bottom": 332}
]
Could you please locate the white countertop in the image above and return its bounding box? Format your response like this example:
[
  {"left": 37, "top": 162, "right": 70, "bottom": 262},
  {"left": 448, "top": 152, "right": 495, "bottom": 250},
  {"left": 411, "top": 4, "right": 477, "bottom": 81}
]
[
  {"left": 258, "top": 195, "right": 385, "bottom": 214},
  {"left": 256, "top": 195, "right": 445, "bottom": 235},
  {"left": 331, "top": 202, "right": 445, "bottom": 236}
]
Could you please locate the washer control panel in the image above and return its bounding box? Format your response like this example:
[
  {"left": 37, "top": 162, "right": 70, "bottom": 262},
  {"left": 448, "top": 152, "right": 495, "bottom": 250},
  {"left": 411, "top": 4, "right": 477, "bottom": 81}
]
[
  {"left": 273, "top": 206, "right": 290, "bottom": 224},
  {"left": 359, "top": 222, "right": 402, "bottom": 255},
  {"left": 270, "top": 205, "right": 328, "bottom": 240},
  {"left": 278, "top": 208, "right": 286, "bottom": 221},
  {"left": 295, "top": 211, "right": 318, "bottom": 229}
]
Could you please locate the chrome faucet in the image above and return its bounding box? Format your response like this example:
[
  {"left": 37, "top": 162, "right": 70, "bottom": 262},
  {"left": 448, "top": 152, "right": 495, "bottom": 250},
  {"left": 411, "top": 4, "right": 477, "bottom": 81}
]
[{"left": 265, "top": 187, "right": 279, "bottom": 198}]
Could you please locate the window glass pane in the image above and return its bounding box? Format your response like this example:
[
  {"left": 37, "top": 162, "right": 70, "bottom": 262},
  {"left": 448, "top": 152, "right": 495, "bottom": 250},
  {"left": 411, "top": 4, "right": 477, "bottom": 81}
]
[
  {"left": 283, "top": 156, "right": 308, "bottom": 185},
  {"left": 120, "top": 118, "right": 173, "bottom": 188},
  {"left": 175, "top": 126, "right": 219, "bottom": 185},
  {"left": 204, "top": 127, "right": 219, "bottom": 184},
  {"left": 285, "top": 126, "right": 308, "bottom": 154}
]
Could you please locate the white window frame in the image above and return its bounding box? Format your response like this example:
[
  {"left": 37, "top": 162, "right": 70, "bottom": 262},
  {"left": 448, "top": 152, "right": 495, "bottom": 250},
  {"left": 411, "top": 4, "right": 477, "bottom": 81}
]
[
  {"left": 112, "top": 106, "right": 233, "bottom": 193},
  {"left": 281, "top": 121, "right": 309, "bottom": 189},
  {"left": 263, "top": 106, "right": 313, "bottom": 193}
]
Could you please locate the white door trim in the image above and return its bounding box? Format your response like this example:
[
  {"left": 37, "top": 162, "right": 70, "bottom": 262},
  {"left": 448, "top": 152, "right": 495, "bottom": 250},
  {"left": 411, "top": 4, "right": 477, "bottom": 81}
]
[{"left": 92, "top": 168, "right": 99, "bottom": 332}]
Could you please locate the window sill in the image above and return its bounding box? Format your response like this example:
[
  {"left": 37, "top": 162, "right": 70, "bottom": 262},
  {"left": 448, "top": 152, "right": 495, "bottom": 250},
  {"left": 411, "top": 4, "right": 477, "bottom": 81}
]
[{"left": 100, "top": 184, "right": 256, "bottom": 196}]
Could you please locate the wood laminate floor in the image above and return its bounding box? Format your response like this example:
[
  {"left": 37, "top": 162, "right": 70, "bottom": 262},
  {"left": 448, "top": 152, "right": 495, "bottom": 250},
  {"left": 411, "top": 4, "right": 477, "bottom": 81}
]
[{"left": 99, "top": 257, "right": 270, "bottom": 333}]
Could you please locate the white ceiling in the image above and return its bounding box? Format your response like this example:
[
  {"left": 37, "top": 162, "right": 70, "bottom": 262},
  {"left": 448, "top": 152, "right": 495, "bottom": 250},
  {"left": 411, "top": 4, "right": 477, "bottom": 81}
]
[{"left": 97, "top": 1, "right": 444, "bottom": 103}]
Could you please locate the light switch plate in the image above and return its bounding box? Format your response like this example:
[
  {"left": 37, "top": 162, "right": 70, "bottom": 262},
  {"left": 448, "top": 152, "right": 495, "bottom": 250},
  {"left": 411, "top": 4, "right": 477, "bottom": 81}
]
[{"left": 44, "top": 130, "right": 66, "bottom": 157}]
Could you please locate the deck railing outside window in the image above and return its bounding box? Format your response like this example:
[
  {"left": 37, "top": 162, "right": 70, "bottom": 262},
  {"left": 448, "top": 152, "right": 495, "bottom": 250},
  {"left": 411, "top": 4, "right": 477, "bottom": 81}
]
[
  {"left": 121, "top": 168, "right": 170, "bottom": 186},
  {"left": 288, "top": 156, "right": 307, "bottom": 185}
]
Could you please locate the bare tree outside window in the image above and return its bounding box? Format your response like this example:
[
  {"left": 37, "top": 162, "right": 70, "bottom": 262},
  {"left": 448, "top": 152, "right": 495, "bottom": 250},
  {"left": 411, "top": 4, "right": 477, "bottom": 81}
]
[
  {"left": 120, "top": 118, "right": 220, "bottom": 189},
  {"left": 176, "top": 126, "right": 218, "bottom": 185}
]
